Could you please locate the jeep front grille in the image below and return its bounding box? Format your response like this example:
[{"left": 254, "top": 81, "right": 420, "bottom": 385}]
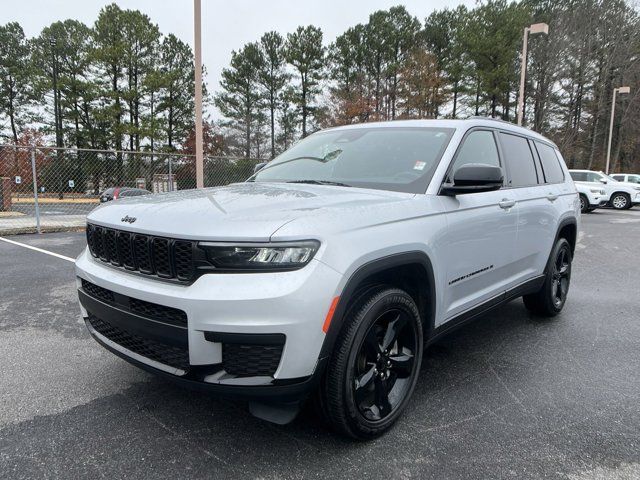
[{"left": 86, "top": 224, "right": 195, "bottom": 282}]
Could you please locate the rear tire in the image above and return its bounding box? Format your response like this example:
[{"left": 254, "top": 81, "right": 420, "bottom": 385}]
[
  {"left": 578, "top": 194, "right": 589, "bottom": 213},
  {"left": 523, "top": 238, "right": 572, "bottom": 317},
  {"left": 319, "top": 286, "right": 423, "bottom": 439},
  {"left": 610, "top": 192, "right": 631, "bottom": 210}
]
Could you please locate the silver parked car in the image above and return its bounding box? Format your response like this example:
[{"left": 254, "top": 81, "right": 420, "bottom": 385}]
[{"left": 76, "top": 118, "right": 579, "bottom": 439}]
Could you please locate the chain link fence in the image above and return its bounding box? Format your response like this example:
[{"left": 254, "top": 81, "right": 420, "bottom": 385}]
[{"left": 0, "top": 145, "right": 262, "bottom": 234}]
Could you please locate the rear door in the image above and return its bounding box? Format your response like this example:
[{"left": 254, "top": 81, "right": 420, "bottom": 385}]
[
  {"left": 498, "top": 133, "right": 558, "bottom": 282},
  {"left": 439, "top": 129, "right": 518, "bottom": 324}
]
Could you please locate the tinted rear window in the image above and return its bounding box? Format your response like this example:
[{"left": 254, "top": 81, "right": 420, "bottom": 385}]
[
  {"left": 499, "top": 133, "right": 538, "bottom": 187},
  {"left": 535, "top": 142, "right": 564, "bottom": 183},
  {"left": 570, "top": 172, "right": 587, "bottom": 181}
]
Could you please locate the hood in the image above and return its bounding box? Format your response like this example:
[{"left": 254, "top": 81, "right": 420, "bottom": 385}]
[
  {"left": 87, "top": 182, "right": 412, "bottom": 241},
  {"left": 612, "top": 180, "right": 640, "bottom": 190}
]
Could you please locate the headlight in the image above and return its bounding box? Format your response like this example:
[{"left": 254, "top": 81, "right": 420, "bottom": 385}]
[{"left": 199, "top": 241, "right": 319, "bottom": 271}]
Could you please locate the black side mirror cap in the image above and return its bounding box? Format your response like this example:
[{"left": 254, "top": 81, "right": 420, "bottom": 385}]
[{"left": 441, "top": 164, "right": 504, "bottom": 196}]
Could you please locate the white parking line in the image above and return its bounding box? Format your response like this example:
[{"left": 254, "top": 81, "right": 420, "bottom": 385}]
[{"left": 0, "top": 237, "right": 75, "bottom": 263}]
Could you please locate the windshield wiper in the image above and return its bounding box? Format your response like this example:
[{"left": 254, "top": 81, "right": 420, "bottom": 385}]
[{"left": 286, "top": 179, "right": 352, "bottom": 187}]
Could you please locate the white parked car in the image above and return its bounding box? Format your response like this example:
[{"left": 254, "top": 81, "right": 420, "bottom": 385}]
[
  {"left": 569, "top": 170, "right": 640, "bottom": 210},
  {"left": 574, "top": 182, "right": 607, "bottom": 213},
  {"left": 77, "top": 118, "right": 579, "bottom": 438},
  {"left": 611, "top": 173, "right": 640, "bottom": 185}
]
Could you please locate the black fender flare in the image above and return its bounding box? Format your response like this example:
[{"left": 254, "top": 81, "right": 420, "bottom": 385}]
[
  {"left": 317, "top": 251, "right": 436, "bottom": 363},
  {"left": 554, "top": 216, "right": 578, "bottom": 254}
]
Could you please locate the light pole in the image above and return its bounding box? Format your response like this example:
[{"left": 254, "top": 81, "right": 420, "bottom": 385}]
[
  {"left": 605, "top": 86, "right": 631, "bottom": 174},
  {"left": 49, "top": 38, "right": 62, "bottom": 148},
  {"left": 516, "top": 23, "right": 549, "bottom": 126},
  {"left": 194, "top": 0, "right": 204, "bottom": 188}
]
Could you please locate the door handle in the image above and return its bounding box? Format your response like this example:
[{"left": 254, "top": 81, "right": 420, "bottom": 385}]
[
  {"left": 498, "top": 199, "right": 516, "bottom": 209},
  {"left": 546, "top": 193, "right": 558, "bottom": 202}
]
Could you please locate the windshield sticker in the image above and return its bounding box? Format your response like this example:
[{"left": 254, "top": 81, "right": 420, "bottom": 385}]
[{"left": 414, "top": 161, "right": 426, "bottom": 171}]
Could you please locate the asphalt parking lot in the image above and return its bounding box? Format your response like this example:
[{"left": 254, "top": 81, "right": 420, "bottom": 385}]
[
  {"left": 1, "top": 209, "right": 639, "bottom": 480},
  {"left": 11, "top": 202, "right": 98, "bottom": 216}
]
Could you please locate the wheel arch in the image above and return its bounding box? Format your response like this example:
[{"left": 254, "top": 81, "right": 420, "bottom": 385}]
[
  {"left": 610, "top": 190, "right": 631, "bottom": 201},
  {"left": 318, "top": 251, "right": 436, "bottom": 361},
  {"left": 555, "top": 217, "right": 578, "bottom": 254},
  {"left": 611, "top": 190, "right": 631, "bottom": 198}
]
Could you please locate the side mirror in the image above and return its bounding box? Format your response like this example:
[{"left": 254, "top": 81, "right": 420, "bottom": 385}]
[
  {"left": 598, "top": 178, "right": 607, "bottom": 184},
  {"left": 441, "top": 164, "right": 503, "bottom": 196},
  {"left": 254, "top": 162, "right": 267, "bottom": 174}
]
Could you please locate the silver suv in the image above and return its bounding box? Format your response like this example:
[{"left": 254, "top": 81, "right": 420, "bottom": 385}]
[{"left": 76, "top": 118, "right": 579, "bottom": 439}]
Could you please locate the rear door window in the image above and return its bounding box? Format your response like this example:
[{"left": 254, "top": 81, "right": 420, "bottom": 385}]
[{"left": 498, "top": 132, "right": 539, "bottom": 187}]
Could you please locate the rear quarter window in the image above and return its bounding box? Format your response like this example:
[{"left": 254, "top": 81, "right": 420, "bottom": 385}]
[{"left": 534, "top": 142, "right": 565, "bottom": 183}]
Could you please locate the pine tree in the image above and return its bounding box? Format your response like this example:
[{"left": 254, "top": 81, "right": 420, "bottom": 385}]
[
  {"left": 215, "top": 43, "right": 264, "bottom": 157},
  {"left": 258, "top": 31, "right": 289, "bottom": 158},
  {"left": 285, "top": 26, "right": 325, "bottom": 138},
  {"left": 0, "top": 23, "right": 35, "bottom": 144}
]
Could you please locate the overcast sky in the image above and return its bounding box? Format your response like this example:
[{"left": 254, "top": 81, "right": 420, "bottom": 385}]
[{"left": 3, "top": 0, "right": 474, "bottom": 117}]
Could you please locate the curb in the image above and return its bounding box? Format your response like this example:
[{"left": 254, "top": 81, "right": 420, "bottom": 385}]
[{"left": 0, "top": 226, "right": 86, "bottom": 236}]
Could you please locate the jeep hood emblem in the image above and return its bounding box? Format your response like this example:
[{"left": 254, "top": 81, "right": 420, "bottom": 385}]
[{"left": 121, "top": 215, "right": 137, "bottom": 224}]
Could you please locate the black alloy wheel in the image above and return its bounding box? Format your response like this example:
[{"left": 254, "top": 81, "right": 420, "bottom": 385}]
[
  {"left": 523, "top": 237, "right": 572, "bottom": 317},
  {"left": 319, "top": 286, "right": 423, "bottom": 439},
  {"left": 352, "top": 308, "right": 418, "bottom": 421},
  {"left": 551, "top": 244, "right": 571, "bottom": 309}
]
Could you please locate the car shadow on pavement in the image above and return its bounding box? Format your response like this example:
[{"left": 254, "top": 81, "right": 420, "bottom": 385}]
[{"left": 2, "top": 297, "right": 638, "bottom": 479}]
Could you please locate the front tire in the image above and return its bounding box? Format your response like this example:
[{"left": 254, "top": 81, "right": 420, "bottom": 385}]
[
  {"left": 610, "top": 192, "right": 631, "bottom": 210},
  {"left": 523, "top": 238, "right": 572, "bottom": 317},
  {"left": 319, "top": 286, "right": 423, "bottom": 439}
]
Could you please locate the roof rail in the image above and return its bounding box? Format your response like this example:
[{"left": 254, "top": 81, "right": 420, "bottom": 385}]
[{"left": 468, "top": 116, "right": 515, "bottom": 126}]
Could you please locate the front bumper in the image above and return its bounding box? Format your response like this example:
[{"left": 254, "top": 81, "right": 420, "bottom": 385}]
[
  {"left": 76, "top": 247, "right": 342, "bottom": 397},
  {"left": 591, "top": 194, "right": 607, "bottom": 207}
]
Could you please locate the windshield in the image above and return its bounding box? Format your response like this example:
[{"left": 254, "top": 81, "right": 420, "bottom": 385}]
[
  {"left": 599, "top": 172, "right": 619, "bottom": 183},
  {"left": 250, "top": 127, "right": 454, "bottom": 193}
]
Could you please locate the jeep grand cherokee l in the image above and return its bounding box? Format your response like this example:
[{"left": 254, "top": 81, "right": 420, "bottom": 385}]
[{"left": 76, "top": 118, "right": 579, "bottom": 439}]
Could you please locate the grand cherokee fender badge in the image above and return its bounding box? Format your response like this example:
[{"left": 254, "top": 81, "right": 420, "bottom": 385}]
[
  {"left": 121, "top": 215, "right": 137, "bottom": 224},
  {"left": 449, "top": 265, "right": 494, "bottom": 285}
]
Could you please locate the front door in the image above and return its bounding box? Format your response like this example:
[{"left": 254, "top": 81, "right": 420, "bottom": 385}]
[{"left": 439, "top": 129, "right": 518, "bottom": 325}]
